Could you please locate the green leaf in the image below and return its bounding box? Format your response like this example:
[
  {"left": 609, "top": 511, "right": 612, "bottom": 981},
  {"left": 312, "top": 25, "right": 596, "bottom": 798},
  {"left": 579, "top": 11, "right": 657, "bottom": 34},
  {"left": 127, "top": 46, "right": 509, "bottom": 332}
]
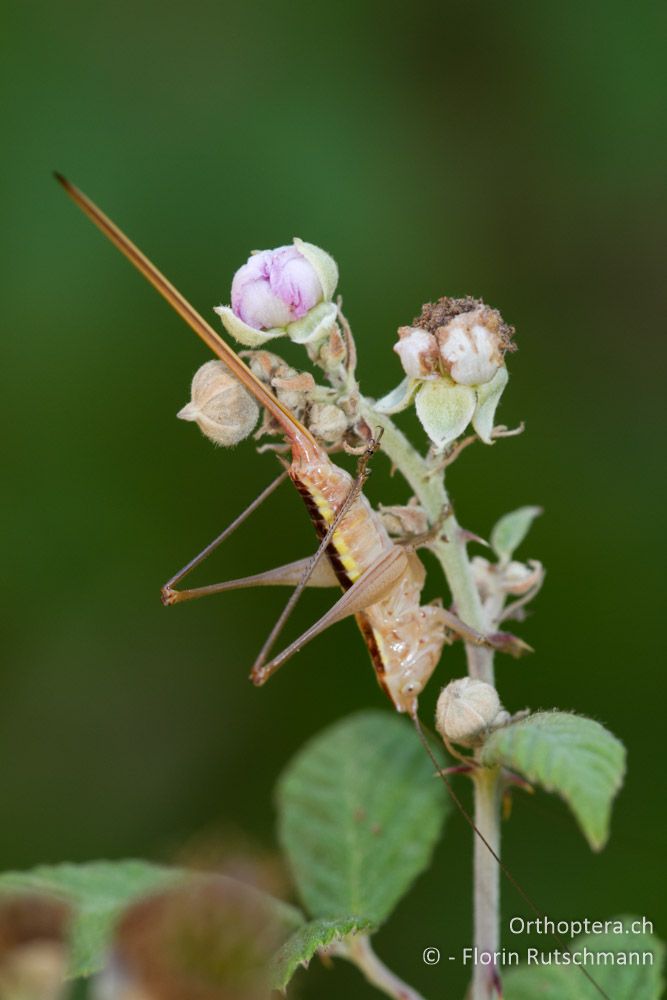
[
  {"left": 504, "top": 915, "right": 665, "bottom": 999},
  {"left": 271, "top": 915, "right": 372, "bottom": 991},
  {"left": 0, "top": 860, "right": 302, "bottom": 979},
  {"left": 490, "top": 505, "right": 542, "bottom": 563},
  {"left": 481, "top": 712, "right": 626, "bottom": 850},
  {"left": 277, "top": 710, "right": 448, "bottom": 925}
]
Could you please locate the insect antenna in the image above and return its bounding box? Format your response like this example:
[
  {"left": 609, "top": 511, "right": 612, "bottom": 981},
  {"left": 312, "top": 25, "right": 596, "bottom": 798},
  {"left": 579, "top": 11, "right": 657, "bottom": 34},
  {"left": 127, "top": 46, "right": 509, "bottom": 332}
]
[{"left": 412, "top": 714, "right": 612, "bottom": 1000}]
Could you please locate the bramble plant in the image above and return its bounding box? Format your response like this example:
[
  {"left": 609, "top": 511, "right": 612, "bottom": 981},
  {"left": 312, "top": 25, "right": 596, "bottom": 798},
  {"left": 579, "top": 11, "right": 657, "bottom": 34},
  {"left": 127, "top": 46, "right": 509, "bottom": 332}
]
[{"left": 2, "top": 183, "right": 663, "bottom": 1000}]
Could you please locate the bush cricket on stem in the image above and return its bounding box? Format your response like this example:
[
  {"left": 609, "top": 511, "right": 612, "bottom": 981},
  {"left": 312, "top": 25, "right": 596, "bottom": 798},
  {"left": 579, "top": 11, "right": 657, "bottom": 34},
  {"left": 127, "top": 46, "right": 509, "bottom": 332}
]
[{"left": 55, "top": 174, "right": 612, "bottom": 1000}]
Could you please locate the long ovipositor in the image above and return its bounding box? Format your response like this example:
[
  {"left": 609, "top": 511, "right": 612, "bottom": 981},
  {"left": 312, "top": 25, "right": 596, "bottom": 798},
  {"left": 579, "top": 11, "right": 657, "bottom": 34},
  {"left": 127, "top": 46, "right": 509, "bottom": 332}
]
[{"left": 55, "top": 175, "right": 449, "bottom": 714}]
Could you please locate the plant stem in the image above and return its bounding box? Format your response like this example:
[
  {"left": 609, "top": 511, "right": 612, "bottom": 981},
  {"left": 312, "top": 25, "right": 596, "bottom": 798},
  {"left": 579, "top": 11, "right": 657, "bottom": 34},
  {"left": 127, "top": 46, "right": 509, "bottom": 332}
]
[
  {"left": 360, "top": 398, "right": 503, "bottom": 999},
  {"left": 472, "top": 767, "right": 502, "bottom": 1000},
  {"left": 334, "top": 935, "right": 428, "bottom": 1000}
]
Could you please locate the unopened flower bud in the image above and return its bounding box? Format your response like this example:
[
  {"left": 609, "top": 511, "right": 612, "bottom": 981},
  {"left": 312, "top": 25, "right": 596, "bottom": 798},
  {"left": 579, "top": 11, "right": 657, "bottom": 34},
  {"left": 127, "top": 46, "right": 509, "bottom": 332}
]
[
  {"left": 178, "top": 361, "right": 259, "bottom": 447},
  {"left": 231, "top": 246, "right": 323, "bottom": 331},
  {"left": 215, "top": 240, "right": 338, "bottom": 349},
  {"left": 436, "top": 677, "right": 504, "bottom": 747},
  {"left": 245, "top": 350, "right": 284, "bottom": 385},
  {"left": 271, "top": 367, "right": 315, "bottom": 415},
  {"left": 393, "top": 326, "right": 440, "bottom": 379},
  {"left": 307, "top": 403, "right": 348, "bottom": 444}
]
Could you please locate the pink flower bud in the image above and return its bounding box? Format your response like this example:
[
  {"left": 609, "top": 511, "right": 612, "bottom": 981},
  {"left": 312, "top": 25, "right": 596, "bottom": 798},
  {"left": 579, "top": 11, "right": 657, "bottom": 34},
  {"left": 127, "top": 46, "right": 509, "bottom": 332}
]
[
  {"left": 393, "top": 326, "right": 440, "bottom": 379},
  {"left": 231, "top": 245, "right": 323, "bottom": 331}
]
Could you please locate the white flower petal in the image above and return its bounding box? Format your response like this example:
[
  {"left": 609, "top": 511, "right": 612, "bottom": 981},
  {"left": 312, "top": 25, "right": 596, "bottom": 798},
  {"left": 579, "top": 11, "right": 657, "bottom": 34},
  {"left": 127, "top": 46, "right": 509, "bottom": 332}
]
[
  {"left": 214, "top": 305, "right": 286, "bottom": 348},
  {"left": 287, "top": 301, "right": 337, "bottom": 344},
  {"left": 415, "top": 380, "right": 476, "bottom": 449},
  {"left": 438, "top": 321, "right": 501, "bottom": 386},
  {"left": 374, "top": 376, "right": 419, "bottom": 414},
  {"left": 293, "top": 238, "right": 339, "bottom": 301},
  {"left": 394, "top": 327, "right": 440, "bottom": 378},
  {"left": 472, "top": 365, "right": 508, "bottom": 443}
]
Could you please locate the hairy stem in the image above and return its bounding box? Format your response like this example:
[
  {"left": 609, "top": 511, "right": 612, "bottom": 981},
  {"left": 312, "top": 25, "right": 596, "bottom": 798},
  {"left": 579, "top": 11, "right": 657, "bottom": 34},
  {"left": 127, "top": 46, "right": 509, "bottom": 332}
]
[
  {"left": 333, "top": 935, "right": 428, "bottom": 1000},
  {"left": 360, "top": 398, "right": 502, "bottom": 998},
  {"left": 472, "top": 767, "right": 502, "bottom": 1000}
]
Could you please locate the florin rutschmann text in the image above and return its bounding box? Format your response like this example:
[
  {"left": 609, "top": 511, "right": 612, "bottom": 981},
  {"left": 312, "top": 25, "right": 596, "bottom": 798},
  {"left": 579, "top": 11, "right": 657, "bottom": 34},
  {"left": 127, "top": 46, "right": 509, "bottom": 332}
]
[{"left": 462, "top": 946, "right": 653, "bottom": 967}]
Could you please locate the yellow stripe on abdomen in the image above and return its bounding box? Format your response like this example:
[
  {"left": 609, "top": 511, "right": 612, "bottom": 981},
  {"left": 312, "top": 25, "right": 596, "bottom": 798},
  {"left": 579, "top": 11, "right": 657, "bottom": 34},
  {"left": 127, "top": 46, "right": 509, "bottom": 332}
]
[{"left": 309, "top": 483, "right": 363, "bottom": 584}]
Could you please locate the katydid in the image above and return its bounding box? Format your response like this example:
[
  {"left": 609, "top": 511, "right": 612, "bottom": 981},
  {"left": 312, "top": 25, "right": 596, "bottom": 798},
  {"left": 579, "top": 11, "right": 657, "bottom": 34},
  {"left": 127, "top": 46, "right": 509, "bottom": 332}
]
[
  {"left": 55, "top": 175, "right": 611, "bottom": 1000},
  {"left": 54, "top": 173, "right": 492, "bottom": 719}
]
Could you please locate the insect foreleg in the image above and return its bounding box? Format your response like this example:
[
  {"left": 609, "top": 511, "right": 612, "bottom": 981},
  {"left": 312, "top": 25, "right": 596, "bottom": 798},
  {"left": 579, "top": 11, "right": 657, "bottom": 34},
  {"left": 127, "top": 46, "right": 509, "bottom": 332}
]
[{"left": 160, "top": 472, "right": 287, "bottom": 604}]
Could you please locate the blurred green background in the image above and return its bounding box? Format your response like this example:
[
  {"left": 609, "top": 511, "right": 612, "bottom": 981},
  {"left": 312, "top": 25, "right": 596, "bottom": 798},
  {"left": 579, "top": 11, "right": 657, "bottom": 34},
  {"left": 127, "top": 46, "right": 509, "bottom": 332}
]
[{"left": 2, "top": 0, "right": 665, "bottom": 996}]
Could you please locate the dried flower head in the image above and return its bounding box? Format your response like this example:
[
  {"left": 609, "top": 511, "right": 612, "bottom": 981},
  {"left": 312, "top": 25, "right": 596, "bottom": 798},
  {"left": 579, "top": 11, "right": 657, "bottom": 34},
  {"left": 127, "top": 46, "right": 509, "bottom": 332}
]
[
  {"left": 178, "top": 361, "right": 259, "bottom": 447},
  {"left": 402, "top": 297, "right": 515, "bottom": 389},
  {"left": 383, "top": 297, "right": 515, "bottom": 449}
]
